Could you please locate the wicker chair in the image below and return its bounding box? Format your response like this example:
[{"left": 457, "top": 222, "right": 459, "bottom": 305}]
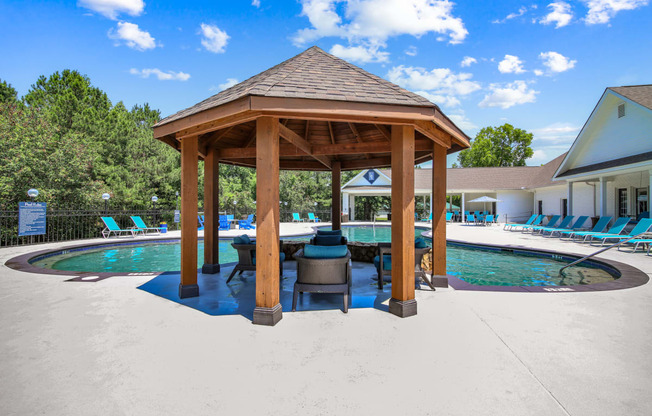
[
  {"left": 292, "top": 248, "right": 352, "bottom": 313},
  {"left": 309, "top": 235, "right": 348, "bottom": 246},
  {"left": 375, "top": 242, "right": 430, "bottom": 290},
  {"left": 226, "top": 239, "right": 284, "bottom": 283}
]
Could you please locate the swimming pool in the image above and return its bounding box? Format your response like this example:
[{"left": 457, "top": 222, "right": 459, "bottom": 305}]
[{"left": 29, "top": 225, "right": 620, "bottom": 287}]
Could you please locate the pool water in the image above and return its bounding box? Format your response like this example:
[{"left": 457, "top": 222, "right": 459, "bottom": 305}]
[{"left": 32, "top": 226, "right": 616, "bottom": 286}]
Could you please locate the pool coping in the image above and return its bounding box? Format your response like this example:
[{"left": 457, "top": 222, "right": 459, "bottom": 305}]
[{"left": 4, "top": 233, "right": 648, "bottom": 292}]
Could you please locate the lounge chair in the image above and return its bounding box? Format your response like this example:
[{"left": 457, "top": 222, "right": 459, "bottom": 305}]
[
  {"left": 226, "top": 235, "right": 285, "bottom": 283},
  {"left": 572, "top": 217, "right": 630, "bottom": 243},
  {"left": 515, "top": 215, "right": 545, "bottom": 232},
  {"left": 101, "top": 216, "right": 143, "bottom": 238},
  {"left": 238, "top": 219, "right": 255, "bottom": 230},
  {"left": 421, "top": 213, "right": 433, "bottom": 222},
  {"left": 559, "top": 216, "right": 612, "bottom": 240},
  {"left": 219, "top": 219, "right": 230, "bottom": 231},
  {"left": 292, "top": 245, "right": 351, "bottom": 313},
  {"left": 374, "top": 238, "right": 431, "bottom": 290},
  {"left": 529, "top": 215, "right": 560, "bottom": 233},
  {"left": 504, "top": 214, "right": 537, "bottom": 231},
  {"left": 453, "top": 210, "right": 460, "bottom": 221},
  {"left": 198, "top": 215, "right": 204, "bottom": 230},
  {"left": 307, "top": 213, "right": 320, "bottom": 222},
  {"left": 617, "top": 237, "right": 652, "bottom": 253},
  {"left": 493, "top": 214, "right": 499, "bottom": 224},
  {"left": 292, "top": 212, "right": 304, "bottom": 222},
  {"left": 535, "top": 215, "right": 574, "bottom": 236},
  {"left": 446, "top": 212, "right": 453, "bottom": 222},
  {"left": 129, "top": 215, "right": 162, "bottom": 234},
  {"left": 588, "top": 218, "right": 652, "bottom": 246},
  {"left": 545, "top": 216, "right": 588, "bottom": 238}
]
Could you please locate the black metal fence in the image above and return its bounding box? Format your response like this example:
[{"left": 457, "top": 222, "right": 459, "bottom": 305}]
[{"left": 0, "top": 207, "right": 178, "bottom": 247}]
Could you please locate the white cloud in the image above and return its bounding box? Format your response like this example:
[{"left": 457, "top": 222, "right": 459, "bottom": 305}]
[
  {"left": 498, "top": 55, "right": 526, "bottom": 74},
  {"left": 583, "top": 0, "right": 649, "bottom": 24},
  {"left": 479, "top": 81, "right": 538, "bottom": 109},
  {"left": 252, "top": 0, "right": 261, "bottom": 7},
  {"left": 460, "top": 56, "right": 477, "bottom": 67},
  {"left": 539, "top": 51, "right": 576, "bottom": 73},
  {"left": 532, "top": 122, "right": 580, "bottom": 144},
  {"left": 330, "top": 44, "right": 389, "bottom": 63},
  {"left": 293, "top": 0, "right": 468, "bottom": 61},
  {"left": 534, "top": 69, "right": 544, "bottom": 76},
  {"left": 539, "top": 2, "right": 574, "bottom": 28},
  {"left": 447, "top": 111, "right": 478, "bottom": 131},
  {"left": 415, "top": 91, "right": 461, "bottom": 108},
  {"left": 78, "top": 0, "right": 144, "bottom": 20},
  {"left": 129, "top": 68, "right": 191, "bottom": 81},
  {"left": 405, "top": 46, "right": 418, "bottom": 56},
  {"left": 199, "top": 23, "right": 229, "bottom": 53},
  {"left": 219, "top": 78, "right": 239, "bottom": 90},
  {"left": 492, "top": 6, "right": 528, "bottom": 23},
  {"left": 108, "top": 22, "right": 157, "bottom": 51}
]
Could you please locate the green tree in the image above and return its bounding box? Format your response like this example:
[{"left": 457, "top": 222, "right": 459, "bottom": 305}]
[
  {"left": 0, "top": 79, "right": 18, "bottom": 104},
  {"left": 455, "top": 124, "right": 534, "bottom": 167}
]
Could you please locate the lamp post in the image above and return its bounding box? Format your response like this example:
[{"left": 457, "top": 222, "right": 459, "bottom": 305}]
[
  {"left": 102, "top": 193, "right": 110, "bottom": 214},
  {"left": 151, "top": 195, "right": 158, "bottom": 224},
  {"left": 233, "top": 200, "right": 237, "bottom": 218},
  {"left": 27, "top": 188, "right": 39, "bottom": 200}
]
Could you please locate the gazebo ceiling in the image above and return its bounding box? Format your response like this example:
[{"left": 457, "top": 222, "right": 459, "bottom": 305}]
[{"left": 153, "top": 46, "right": 470, "bottom": 171}]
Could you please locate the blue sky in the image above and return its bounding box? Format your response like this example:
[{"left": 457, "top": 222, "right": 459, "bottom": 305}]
[{"left": 1, "top": 0, "right": 651, "bottom": 167}]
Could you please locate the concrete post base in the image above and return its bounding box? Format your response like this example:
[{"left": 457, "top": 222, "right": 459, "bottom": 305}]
[
  {"left": 430, "top": 274, "right": 451, "bottom": 288},
  {"left": 253, "top": 303, "right": 283, "bottom": 326},
  {"left": 201, "top": 263, "right": 220, "bottom": 274},
  {"left": 178, "top": 283, "right": 199, "bottom": 299},
  {"left": 389, "top": 298, "right": 417, "bottom": 318}
]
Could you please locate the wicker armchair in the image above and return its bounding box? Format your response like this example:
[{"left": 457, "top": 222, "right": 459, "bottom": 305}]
[
  {"left": 226, "top": 239, "right": 284, "bottom": 283},
  {"left": 375, "top": 242, "right": 430, "bottom": 290},
  {"left": 292, "top": 248, "right": 352, "bottom": 313}
]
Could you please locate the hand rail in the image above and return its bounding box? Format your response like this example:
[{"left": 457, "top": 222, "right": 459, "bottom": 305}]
[{"left": 559, "top": 232, "right": 646, "bottom": 277}]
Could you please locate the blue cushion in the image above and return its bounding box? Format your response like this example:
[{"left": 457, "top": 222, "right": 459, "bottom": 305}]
[
  {"left": 303, "top": 244, "right": 348, "bottom": 259},
  {"left": 233, "top": 234, "right": 251, "bottom": 244},
  {"left": 373, "top": 255, "right": 392, "bottom": 271},
  {"left": 316, "top": 229, "right": 342, "bottom": 236},
  {"left": 313, "top": 235, "right": 342, "bottom": 246},
  {"left": 252, "top": 252, "right": 284, "bottom": 265},
  {"left": 415, "top": 237, "right": 427, "bottom": 248}
]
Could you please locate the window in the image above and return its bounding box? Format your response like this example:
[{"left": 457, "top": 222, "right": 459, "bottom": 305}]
[
  {"left": 618, "top": 103, "right": 625, "bottom": 118},
  {"left": 562, "top": 199, "right": 568, "bottom": 217},
  {"left": 617, "top": 188, "right": 628, "bottom": 217},
  {"left": 636, "top": 188, "right": 648, "bottom": 216}
]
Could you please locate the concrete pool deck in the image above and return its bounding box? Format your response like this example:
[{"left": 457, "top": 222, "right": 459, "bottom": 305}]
[{"left": 1, "top": 222, "right": 651, "bottom": 415}]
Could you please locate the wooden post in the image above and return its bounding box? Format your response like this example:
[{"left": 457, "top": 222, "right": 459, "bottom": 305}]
[
  {"left": 332, "top": 161, "right": 341, "bottom": 230},
  {"left": 431, "top": 143, "right": 447, "bottom": 277},
  {"left": 179, "top": 135, "right": 199, "bottom": 298},
  {"left": 253, "top": 116, "right": 282, "bottom": 326},
  {"left": 202, "top": 146, "right": 220, "bottom": 274},
  {"left": 389, "top": 125, "right": 416, "bottom": 318}
]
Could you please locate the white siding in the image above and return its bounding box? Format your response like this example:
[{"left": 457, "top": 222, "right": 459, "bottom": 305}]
[
  {"left": 496, "top": 191, "right": 533, "bottom": 223},
  {"left": 533, "top": 186, "right": 567, "bottom": 216}
]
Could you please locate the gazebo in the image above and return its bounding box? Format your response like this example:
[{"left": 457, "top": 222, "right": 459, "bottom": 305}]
[{"left": 152, "top": 46, "right": 470, "bottom": 325}]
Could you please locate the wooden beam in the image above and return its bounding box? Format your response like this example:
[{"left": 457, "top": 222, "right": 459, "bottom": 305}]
[
  {"left": 340, "top": 157, "right": 392, "bottom": 170},
  {"left": 244, "top": 127, "right": 257, "bottom": 148},
  {"left": 202, "top": 146, "right": 220, "bottom": 273},
  {"left": 390, "top": 125, "right": 416, "bottom": 317},
  {"left": 278, "top": 123, "right": 331, "bottom": 169},
  {"left": 175, "top": 111, "right": 261, "bottom": 141},
  {"left": 432, "top": 143, "right": 447, "bottom": 276},
  {"left": 254, "top": 116, "right": 282, "bottom": 325},
  {"left": 203, "top": 126, "right": 234, "bottom": 149},
  {"left": 332, "top": 161, "right": 341, "bottom": 230},
  {"left": 414, "top": 120, "right": 451, "bottom": 149},
  {"left": 327, "top": 122, "right": 335, "bottom": 144},
  {"left": 179, "top": 135, "right": 199, "bottom": 298},
  {"left": 375, "top": 124, "right": 391, "bottom": 141}
]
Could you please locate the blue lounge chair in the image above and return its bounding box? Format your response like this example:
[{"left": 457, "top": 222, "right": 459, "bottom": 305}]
[
  {"left": 198, "top": 215, "right": 204, "bottom": 230},
  {"left": 130, "top": 215, "right": 162, "bottom": 234},
  {"left": 219, "top": 219, "right": 230, "bottom": 231},
  {"left": 238, "top": 216, "right": 255, "bottom": 230},
  {"left": 453, "top": 210, "right": 460, "bottom": 221},
  {"left": 513, "top": 215, "right": 545, "bottom": 232},
  {"left": 618, "top": 237, "right": 652, "bottom": 253},
  {"left": 421, "top": 212, "right": 433, "bottom": 222},
  {"left": 572, "top": 217, "right": 630, "bottom": 243},
  {"left": 536, "top": 215, "right": 574, "bottom": 236},
  {"left": 493, "top": 214, "right": 499, "bottom": 224},
  {"left": 308, "top": 213, "right": 320, "bottom": 222},
  {"left": 101, "top": 217, "right": 143, "bottom": 238},
  {"left": 504, "top": 214, "right": 537, "bottom": 231},
  {"left": 546, "top": 216, "right": 588, "bottom": 238},
  {"left": 589, "top": 218, "right": 652, "bottom": 246},
  {"left": 529, "top": 215, "right": 560, "bottom": 233},
  {"left": 292, "top": 212, "right": 304, "bottom": 222},
  {"left": 446, "top": 212, "right": 453, "bottom": 222},
  {"left": 559, "top": 216, "right": 611, "bottom": 240}
]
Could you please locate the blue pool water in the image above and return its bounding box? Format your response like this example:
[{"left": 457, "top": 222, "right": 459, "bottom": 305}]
[{"left": 32, "top": 226, "right": 616, "bottom": 286}]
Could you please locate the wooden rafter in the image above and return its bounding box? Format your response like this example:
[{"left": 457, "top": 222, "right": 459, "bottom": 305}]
[
  {"left": 414, "top": 120, "right": 451, "bottom": 149},
  {"left": 348, "top": 122, "right": 371, "bottom": 159},
  {"left": 278, "top": 123, "right": 331, "bottom": 169},
  {"left": 374, "top": 124, "right": 391, "bottom": 141}
]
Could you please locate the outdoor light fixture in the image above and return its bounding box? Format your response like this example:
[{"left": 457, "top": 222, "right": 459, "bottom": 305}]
[
  {"left": 101, "top": 193, "right": 110, "bottom": 213},
  {"left": 102, "top": 193, "right": 110, "bottom": 200},
  {"left": 151, "top": 195, "right": 158, "bottom": 211},
  {"left": 27, "top": 188, "right": 39, "bottom": 199}
]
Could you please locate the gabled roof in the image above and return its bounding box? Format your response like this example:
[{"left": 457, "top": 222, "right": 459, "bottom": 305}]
[
  {"left": 156, "top": 46, "right": 435, "bottom": 127},
  {"left": 609, "top": 85, "right": 652, "bottom": 111}
]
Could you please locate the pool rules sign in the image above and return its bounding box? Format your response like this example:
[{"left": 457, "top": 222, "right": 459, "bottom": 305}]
[{"left": 18, "top": 202, "right": 47, "bottom": 236}]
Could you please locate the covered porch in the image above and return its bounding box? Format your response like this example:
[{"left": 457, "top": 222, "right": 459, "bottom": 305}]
[{"left": 152, "top": 46, "right": 469, "bottom": 325}]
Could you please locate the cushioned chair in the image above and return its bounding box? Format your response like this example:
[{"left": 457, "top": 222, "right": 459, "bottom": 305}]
[
  {"left": 373, "top": 238, "right": 430, "bottom": 290},
  {"left": 226, "top": 235, "right": 284, "bottom": 283},
  {"left": 310, "top": 229, "right": 348, "bottom": 246},
  {"left": 292, "top": 245, "right": 351, "bottom": 313}
]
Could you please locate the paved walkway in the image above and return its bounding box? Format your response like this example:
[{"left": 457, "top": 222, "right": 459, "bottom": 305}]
[{"left": 0, "top": 222, "right": 650, "bottom": 415}]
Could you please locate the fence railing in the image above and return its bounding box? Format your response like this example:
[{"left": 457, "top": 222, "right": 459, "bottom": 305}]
[{"left": 0, "top": 208, "right": 178, "bottom": 247}]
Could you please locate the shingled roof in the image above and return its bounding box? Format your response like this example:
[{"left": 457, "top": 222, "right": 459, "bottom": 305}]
[
  {"left": 156, "top": 46, "right": 435, "bottom": 127},
  {"left": 609, "top": 85, "right": 652, "bottom": 111}
]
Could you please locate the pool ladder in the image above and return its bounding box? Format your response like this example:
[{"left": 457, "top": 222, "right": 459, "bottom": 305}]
[{"left": 558, "top": 232, "right": 646, "bottom": 278}]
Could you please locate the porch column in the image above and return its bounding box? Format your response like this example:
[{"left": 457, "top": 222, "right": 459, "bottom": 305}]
[
  {"left": 429, "top": 192, "right": 433, "bottom": 219},
  {"left": 350, "top": 195, "right": 355, "bottom": 221},
  {"left": 389, "top": 125, "right": 416, "bottom": 318},
  {"left": 432, "top": 144, "right": 447, "bottom": 276},
  {"left": 253, "top": 116, "right": 282, "bottom": 326},
  {"left": 332, "top": 161, "right": 341, "bottom": 230},
  {"left": 179, "top": 135, "right": 199, "bottom": 299},
  {"left": 202, "top": 146, "right": 220, "bottom": 274},
  {"left": 567, "top": 181, "right": 574, "bottom": 216},
  {"left": 461, "top": 193, "right": 466, "bottom": 222},
  {"left": 599, "top": 177, "right": 608, "bottom": 217}
]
